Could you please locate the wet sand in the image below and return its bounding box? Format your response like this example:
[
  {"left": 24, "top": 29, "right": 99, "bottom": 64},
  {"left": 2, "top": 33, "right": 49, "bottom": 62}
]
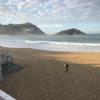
[{"left": 0, "top": 48, "right": 100, "bottom": 100}]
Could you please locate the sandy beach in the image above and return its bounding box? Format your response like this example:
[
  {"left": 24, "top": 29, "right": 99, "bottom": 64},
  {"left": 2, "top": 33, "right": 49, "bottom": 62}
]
[{"left": 0, "top": 48, "right": 100, "bottom": 100}]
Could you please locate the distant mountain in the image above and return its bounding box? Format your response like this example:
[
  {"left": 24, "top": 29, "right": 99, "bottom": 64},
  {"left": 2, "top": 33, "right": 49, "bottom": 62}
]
[
  {"left": 56, "top": 28, "right": 86, "bottom": 35},
  {"left": 0, "top": 23, "right": 45, "bottom": 35}
]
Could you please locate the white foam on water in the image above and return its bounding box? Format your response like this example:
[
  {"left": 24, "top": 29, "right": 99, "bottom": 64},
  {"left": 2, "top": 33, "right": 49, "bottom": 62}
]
[
  {"left": 25, "top": 40, "right": 100, "bottom": 46},
  {"left": 0, "top": 39, "right": 100, "bottom": 52}
]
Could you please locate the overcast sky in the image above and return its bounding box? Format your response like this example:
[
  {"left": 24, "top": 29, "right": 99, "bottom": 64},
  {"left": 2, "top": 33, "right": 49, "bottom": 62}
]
[{"left": 0, "top": 0, "right": 100, "bottom": 34}]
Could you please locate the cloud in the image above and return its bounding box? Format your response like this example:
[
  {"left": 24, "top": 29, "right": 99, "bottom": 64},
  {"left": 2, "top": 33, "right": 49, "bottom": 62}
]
[
  {"left": 0, "top": 5, "right": 10, "bottom": 15},
  {"left": 38, "top": 23, "right": 65, "bottom": 34},
  {"left": 38, "top": 24, "right": 64, "bottom": 28},
  {"left": 0, "top": 0, "right": 100, "bottom": 33},
  {"left": 0, "top": 4, "right": 30, "bottom": 24},
  {"left": 7, "top": 0, "right": 48, "bottom": 10}
]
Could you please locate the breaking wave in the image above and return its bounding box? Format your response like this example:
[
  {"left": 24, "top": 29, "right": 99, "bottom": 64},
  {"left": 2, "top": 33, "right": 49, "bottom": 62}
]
[{"left": 0, "top": 39, "right": 100, "bottom": 52}]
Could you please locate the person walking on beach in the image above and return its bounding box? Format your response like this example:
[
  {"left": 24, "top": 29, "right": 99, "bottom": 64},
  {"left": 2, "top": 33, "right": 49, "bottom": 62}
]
[{"left": 64, "top": 64, "right": 69, "bottom": 72}]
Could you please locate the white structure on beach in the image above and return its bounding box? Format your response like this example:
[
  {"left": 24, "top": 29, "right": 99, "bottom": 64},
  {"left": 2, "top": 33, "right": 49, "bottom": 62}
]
[
  {"left": 0, "top": 53, "right": 16, "bottom": 100},
  {"left": 0, "top": 53, "right": 14, "bottom": 65},
  {"left": 0, "top": 52, "right": 14, "bottom": 81}
]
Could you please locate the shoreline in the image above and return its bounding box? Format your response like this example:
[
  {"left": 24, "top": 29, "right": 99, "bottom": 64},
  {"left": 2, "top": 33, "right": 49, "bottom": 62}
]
[
  {"left": 0, "top": 47, "right": 100, "bottom": 65},
  {"left": 1, "top": 46, "right": 100, "bottom": 53},
  {"left": 0, "top": 47, "right": 100, "bottom": 100}
]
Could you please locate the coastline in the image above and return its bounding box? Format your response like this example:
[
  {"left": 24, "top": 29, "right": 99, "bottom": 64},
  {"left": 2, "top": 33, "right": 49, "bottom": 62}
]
[
  {"left": 0, "top": 34, "right": 100, "bottom": 52},
  {"left": 0, "top": 47, "right": 100, "bottom": 100}
]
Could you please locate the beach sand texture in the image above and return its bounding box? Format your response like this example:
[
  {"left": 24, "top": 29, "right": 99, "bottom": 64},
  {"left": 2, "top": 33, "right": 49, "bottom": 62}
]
[{"left": 0, "top": 48, "right": 100, "bottom": 100}]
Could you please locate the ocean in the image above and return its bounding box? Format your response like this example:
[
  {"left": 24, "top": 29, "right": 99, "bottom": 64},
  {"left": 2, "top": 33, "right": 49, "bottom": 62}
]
[{"left": 0, "top": 34, "right": 100, "bottom": 52}]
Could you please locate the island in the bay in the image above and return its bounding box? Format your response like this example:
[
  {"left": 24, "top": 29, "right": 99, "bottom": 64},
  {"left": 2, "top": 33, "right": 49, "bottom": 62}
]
[{"left": 56, "top": 28, "right": 86, "bottom": 35}]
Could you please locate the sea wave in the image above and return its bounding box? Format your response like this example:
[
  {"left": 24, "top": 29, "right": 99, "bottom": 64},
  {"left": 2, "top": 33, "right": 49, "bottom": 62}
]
[
  {"left": 0, "top": 39, "right": 100, "bottom": 52},
  {"left": 25, "top": 40, "right": 100, "bottom": 46}
]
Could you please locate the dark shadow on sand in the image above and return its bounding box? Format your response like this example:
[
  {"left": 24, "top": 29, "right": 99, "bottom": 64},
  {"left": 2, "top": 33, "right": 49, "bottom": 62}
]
[
  {"left": 2, "top": 63, "right": 23, "bottom": 74},
  {"left": 0, "top": 58, "right": 100, "bottom": 100}
]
